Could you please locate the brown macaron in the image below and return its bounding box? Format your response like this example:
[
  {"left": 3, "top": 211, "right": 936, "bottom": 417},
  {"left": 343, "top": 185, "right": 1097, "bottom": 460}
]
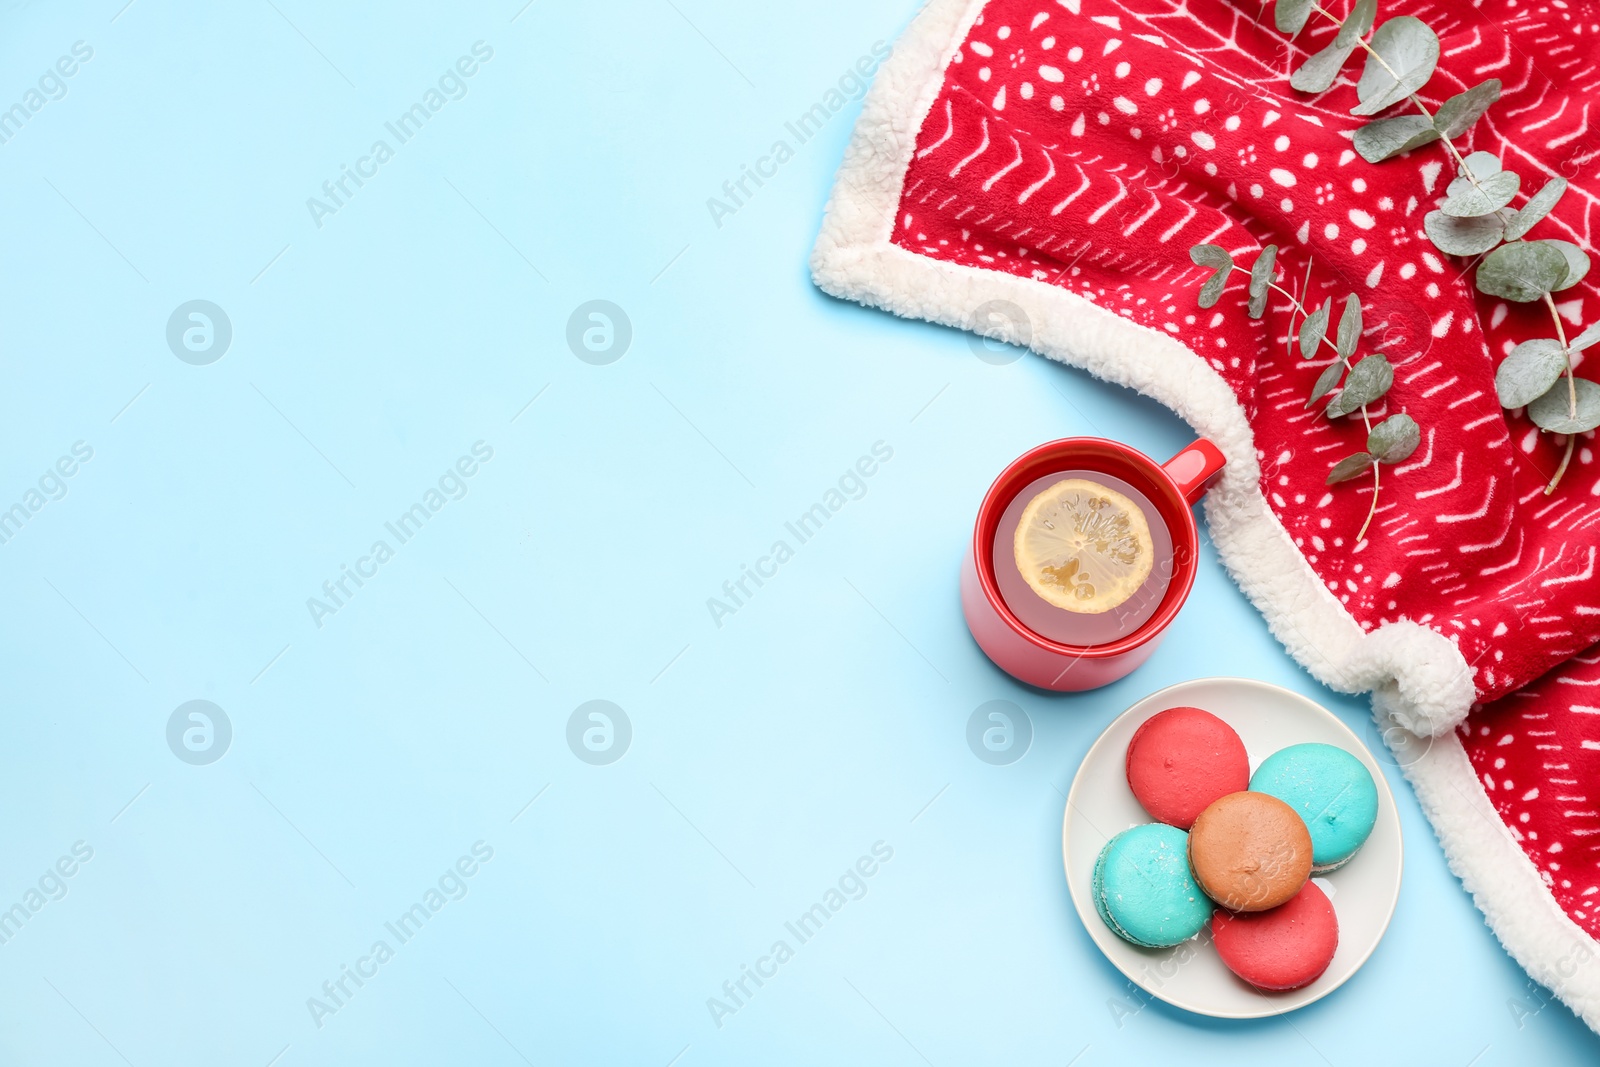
[{"left": 1187, "top": 791, "right": 1313, "bottom": 912}]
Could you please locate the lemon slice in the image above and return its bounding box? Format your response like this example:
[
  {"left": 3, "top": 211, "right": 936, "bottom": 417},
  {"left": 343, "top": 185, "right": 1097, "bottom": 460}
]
[{"left": 1012, "top": 478, "right": 1154, "bottom": 614}]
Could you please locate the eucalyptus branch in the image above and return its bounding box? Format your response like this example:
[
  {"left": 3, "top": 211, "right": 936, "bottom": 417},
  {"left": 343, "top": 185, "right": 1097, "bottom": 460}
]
[
  {"left": 1249, "top": 270, "right": 1375, "bottom": 433},
  {"left": 1251, "top": 268, "right": 1384, "bottom": 538},
  {"left": 1198, "top": 249, "right": 1413, "bottom": 543},
  {"left": 1263, "top": 0, "right": 1600, "bottom": 494},
  {"left": 1306, "top": 2, "right": 1484, "bottom": 196}
]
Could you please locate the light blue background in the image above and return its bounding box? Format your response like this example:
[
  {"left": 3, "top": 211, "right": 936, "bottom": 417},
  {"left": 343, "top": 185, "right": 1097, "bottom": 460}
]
[{"left": 0, "top": 1, "right": 1593, "bottom": 1063}]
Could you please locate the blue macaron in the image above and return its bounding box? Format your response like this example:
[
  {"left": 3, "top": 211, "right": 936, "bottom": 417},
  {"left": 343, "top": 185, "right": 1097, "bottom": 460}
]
[
  {"left": 1250, "top": 743, "right": 1378, "bottom": 873},
  {"left": 1092, "top": 823, "right": 1211, "bottom": 948}
]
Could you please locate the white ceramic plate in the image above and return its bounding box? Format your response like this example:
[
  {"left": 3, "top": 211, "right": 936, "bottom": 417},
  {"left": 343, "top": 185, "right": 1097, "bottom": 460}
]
[{"left": 1063, "top": 677, "right": 1402, "bottom": 1018}]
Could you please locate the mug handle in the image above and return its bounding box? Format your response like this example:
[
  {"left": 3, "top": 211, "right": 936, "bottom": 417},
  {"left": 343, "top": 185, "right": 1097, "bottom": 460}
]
[{"left": 1162, "top": 439, "right": 1227, "bottom": 506}]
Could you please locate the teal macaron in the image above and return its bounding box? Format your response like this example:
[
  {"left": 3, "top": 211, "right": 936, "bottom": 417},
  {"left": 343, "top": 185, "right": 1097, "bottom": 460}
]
[
  {"left": 1250, "top": 743, "right": 1378, "bottom": 873},
  {"left": 1093, "top": 823, "right": 1211, "bottom": 948}
]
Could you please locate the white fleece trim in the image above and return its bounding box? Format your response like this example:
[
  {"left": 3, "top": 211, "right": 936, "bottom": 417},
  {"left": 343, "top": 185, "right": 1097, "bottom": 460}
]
[
  {"left": 1378, "top": 689, "right": 1600, "bottom": 1030},
  {"left": 811, "top": 0, "right": 1599, "bottom": 1029}
]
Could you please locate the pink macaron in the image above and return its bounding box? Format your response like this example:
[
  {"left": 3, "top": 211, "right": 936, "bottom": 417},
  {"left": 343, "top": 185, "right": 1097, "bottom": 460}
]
[
  {"left": 1212, "top": 880, "right": 1340, "bottom": 991},
  {"left": 1125, "top": 706, "right": 1250, "bottom": 829}
]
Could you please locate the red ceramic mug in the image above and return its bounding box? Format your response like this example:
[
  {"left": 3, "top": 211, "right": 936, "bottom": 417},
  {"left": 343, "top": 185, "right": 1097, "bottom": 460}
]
[{"left": 960, "top": 437, "right": 1226, "bottom": 691}]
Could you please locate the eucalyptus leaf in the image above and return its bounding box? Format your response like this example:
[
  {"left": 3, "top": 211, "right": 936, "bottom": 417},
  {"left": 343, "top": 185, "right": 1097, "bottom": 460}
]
[
  {"left": 1336, "top": 0, "right": 1378, "bottom": 46},
  {"left": 1247, "top": 244, "right": 1278, "bottom": 319},
  {"left": 1327, "top": 452, "right": 1376, "bottom": 484},
  {"left": 1541, "top": 239, "right": 1591, "bottom": 290},
  {"left": 1326, "top": 353, "right": 1394, "bottom": 417},
  {"left": 1275, "top": 0, "right": 1314, "bottom": 38},
  {"left": 1354, "top": 115, "right": 1440, "bottom": 162},
  {"left": 1299, "top": 299, "right": 1331, "bottom": 359},
  {"left": 1190, "top": 244, "right": 1233, "bottom": 271},
  {"left": 1367, "top": 413, "right": 1422, "bottom": 463},
  {"left": 1352, "top": 18, "right": 1440, "bottom": 117},
  {"left": 1335, "top": 293, "right": 1363, "bottom": 359},
  {"left": 1292, "top": 39, "right": 1360, "bottom": 94},
  {"left": 1459, "top": 151, "right": 1502, "bottom": 182},
  {"left": 1308, "top": 361, "right": 1345, "bottom": 405},
  {"left": 1569, "top": 321, "right": 1600, "bottom": 354},
  {"left": 1504, "top": 177, "right": 1567, "bottom": 242},
  {"left": 1527, "top": 377, "right": 1600, "bottom": 435},
  {"left": 1247, "top": 287, "right": 1268, "bottom": 318},
  {"left": 1433, "top": 79, "right": 1502, "bottom": 139},
  {"left": 1494, "top": 338, "right": 1569, "bottom": 409},
  {"left": 1290, "top": 0, "right": 1377, "bottom": 97},
  {"left": 1476, "top": 240, "right": 1570, "bottom": 303},
  {"left": 1442, "top": 170, "right": 1520, "bottom": 218},
  {"left": 1424, "top": 210, "right": 1504, "bottom": 256},
  {"left": 1191, "top": 243, "right": 1233, "bottom": 308}
]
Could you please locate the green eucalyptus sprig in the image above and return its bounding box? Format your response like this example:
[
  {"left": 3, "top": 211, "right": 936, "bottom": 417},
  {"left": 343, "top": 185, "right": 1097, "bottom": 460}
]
[
  {"left": 1269, "top": 0, "right": 1600, "bottom": 492},
  {"left": 1191, "top": 243, "right": 1420, "bottom": 542}
]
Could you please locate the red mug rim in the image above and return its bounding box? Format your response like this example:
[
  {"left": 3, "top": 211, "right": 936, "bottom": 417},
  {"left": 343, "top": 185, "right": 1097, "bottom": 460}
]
[{"left": 971, "top": 437, "right": 1201, "bottom": 661}]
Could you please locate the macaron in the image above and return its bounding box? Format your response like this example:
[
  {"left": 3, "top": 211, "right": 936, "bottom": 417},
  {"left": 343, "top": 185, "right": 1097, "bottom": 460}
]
[
  {"left": 1125, "top": 707, "right": 1250, "bottom": 829},
  {"left": 1250, "top": 743, "right": 1379, "bottom": 873},
  {"left": 1212, "top": 880, "right": 1340, "bottom": 990},
  {"left": 1093, "top": 823, "right": 1212, "bottom": 948},
  {"left": 1187, "top": 791, "right": 1313, "bottom": 912}
]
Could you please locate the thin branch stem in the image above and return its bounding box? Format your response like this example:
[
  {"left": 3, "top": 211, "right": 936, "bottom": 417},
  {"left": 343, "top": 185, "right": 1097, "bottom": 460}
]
[
  {"left": 1286, "top": 256, "right": 1314, "bottom": 363},
  {"left": 1544, "top": 293, "right": 1578, "bottom": 415},
  {"left": 1542, "top": 292, "right": 1578, "bottom": 494},
  {"left": 1549, "top": 433, "right": 1577, "bottom": 495},
  {"left": 1548, "top": 425, "right": 1574, "bottom": 495},
  {"left": 1358, "top": 457, "right": 1381, "bottom": 542}
]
